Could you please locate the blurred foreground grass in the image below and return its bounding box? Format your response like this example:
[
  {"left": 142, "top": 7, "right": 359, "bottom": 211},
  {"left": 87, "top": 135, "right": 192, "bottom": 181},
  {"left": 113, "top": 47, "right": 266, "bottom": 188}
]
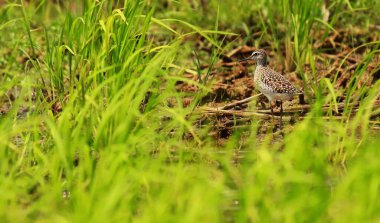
[{"left": 0, "top": 0, "right": 380, "bottom": 222}]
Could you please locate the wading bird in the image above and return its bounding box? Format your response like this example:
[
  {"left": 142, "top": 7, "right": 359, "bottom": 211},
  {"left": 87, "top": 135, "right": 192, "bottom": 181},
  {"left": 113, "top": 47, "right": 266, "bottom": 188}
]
[{"left": 239, "top": 49, "right": 303, "bottom": 119}]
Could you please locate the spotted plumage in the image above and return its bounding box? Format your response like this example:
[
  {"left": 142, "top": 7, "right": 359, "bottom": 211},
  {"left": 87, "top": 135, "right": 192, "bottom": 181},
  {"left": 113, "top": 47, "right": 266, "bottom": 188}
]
[
  {"left": 239, "top": 49, "right": 303, "bottom": 117},
  {"left": 255, "top": 66, "right": 301, "bottom": 101}
]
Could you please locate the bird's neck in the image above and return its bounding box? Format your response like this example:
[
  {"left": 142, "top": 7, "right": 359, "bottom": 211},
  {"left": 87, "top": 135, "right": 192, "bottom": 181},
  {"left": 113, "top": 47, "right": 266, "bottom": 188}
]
[{"left": 257, "top": 58, "right": 267, "bottom": 67}]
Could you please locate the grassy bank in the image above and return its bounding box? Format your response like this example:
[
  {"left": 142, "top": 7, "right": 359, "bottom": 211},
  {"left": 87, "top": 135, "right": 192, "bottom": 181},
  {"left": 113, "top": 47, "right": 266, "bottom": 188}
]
[{"left": 0, "top": 0, "right": 379, "bottom": 222}]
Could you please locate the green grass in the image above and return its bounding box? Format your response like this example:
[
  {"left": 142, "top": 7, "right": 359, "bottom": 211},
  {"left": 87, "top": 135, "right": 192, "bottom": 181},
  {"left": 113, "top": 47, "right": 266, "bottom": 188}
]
[{"left": 0, "top": 0, "right": 380, "bottom": 222}]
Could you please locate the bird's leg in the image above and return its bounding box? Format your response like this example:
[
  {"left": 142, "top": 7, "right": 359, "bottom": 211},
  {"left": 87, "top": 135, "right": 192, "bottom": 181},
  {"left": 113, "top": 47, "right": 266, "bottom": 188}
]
[
  {"left": 260, "top": 101, "right": 266, "bottom": 109},
  {"left": 279, "top": 101, "right": 283, "bottom": 126},
  {"left": 270, "top": 101, "right": 275, "bottom": 121}
]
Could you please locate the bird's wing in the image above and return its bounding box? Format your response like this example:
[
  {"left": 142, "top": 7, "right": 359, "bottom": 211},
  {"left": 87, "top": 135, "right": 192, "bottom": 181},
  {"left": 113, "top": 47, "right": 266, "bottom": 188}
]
[{"left": 260, "top": 67, "right": 301, "bottom": 94}]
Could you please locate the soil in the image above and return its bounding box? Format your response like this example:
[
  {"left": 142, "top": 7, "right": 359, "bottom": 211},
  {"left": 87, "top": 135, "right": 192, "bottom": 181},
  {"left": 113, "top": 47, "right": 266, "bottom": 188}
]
[{"left": 175, "top": 29, "right": 380, "bottom": 141}]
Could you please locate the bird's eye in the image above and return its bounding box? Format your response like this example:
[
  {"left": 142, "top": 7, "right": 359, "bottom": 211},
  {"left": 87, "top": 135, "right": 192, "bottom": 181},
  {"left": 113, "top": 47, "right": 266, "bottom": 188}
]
[{"left": 253, "top": 52, "right": 258, "bottom": 56}]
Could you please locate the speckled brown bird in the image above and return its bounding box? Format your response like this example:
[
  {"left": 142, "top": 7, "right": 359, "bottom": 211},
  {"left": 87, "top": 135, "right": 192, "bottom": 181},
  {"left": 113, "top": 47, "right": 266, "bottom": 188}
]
[{"left": 239, "top": 49, "right": 303, "bottom": 117}]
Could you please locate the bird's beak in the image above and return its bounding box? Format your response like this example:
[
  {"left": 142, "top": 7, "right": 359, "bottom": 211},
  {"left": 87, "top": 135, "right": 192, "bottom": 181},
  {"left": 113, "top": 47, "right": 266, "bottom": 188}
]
[{"left": 238, "top": 57, "right": 251, "bottom": 62}]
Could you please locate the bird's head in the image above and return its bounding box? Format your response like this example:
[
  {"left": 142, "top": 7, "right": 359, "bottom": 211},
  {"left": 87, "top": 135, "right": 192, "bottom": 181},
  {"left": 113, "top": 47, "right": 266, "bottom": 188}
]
[{"left": 239, "top": 49, "right": 267, "bottom": 62}]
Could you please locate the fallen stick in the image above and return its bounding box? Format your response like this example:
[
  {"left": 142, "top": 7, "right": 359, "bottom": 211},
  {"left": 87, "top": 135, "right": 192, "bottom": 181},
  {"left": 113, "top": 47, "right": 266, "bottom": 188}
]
[
  {"left": 202, "top": 99, "right": 380, "bottom": 115},
  {"left": 196, "top": 94, "right": 263, "bottom": 113},
  {"left": 201, "top": 109, "right": 270, "bottom": 117}
]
